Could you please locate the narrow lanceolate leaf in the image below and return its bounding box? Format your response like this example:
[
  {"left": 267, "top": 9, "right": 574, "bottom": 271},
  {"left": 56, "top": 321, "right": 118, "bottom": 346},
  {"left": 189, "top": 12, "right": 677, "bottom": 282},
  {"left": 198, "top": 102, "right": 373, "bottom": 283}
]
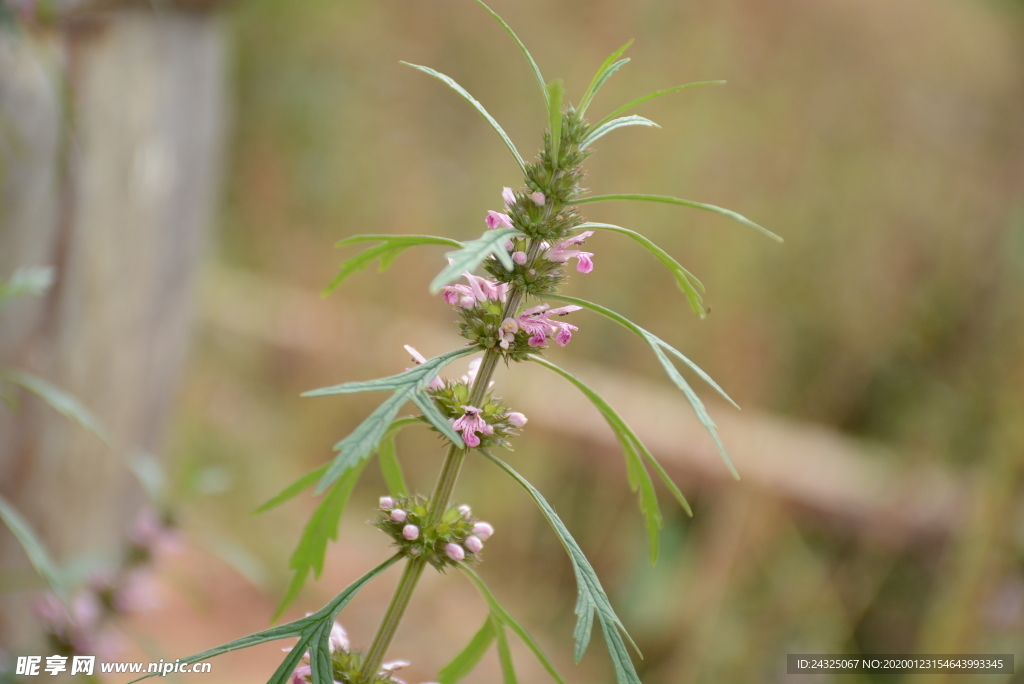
[
  {"left": 578, "top": 222, "right": 705, "bottom": 316},
  {"left": 266, "top": 633, "right": 314, "bottom": 684},
  {"left": 547, "top": 79, "right": 565, "bottom": 165},
  {"left": 303, "top": 347, "right": 475, "bottom": 397},
  {"left": 480, "top": 451, "right": 643, "bottom": 684},
  {"left": 310, "top": 620, "right": 333, "bottom": 684},
  {"left": 0, "top": 266, "right": 54, "bottom": 306},
  {"left": 570, "top": 193, "right": 782, "bottom": 243},
  {"left": 438, "top": 618, "right": 495, "bottom": 684},
  {"left": 412, "top": 390, "right": 465, "bottom": 445},
  {"left": 254, "top": 466, "right": 327, "bottom": 514},
  {"left": 529, "top": 355, "right": 691, "bottom": 564},
  {"left": 546, "top": 294, "right": 741, "bottom": 480},
  {"left": 0, "top": 368, "right": 108, "bottom": 443},
  {"left": 429, "top": 227, "right": 522, "bottom": 294},
  {"left": 308, "top": 348, "right": 477, "bottom": 493},
  {"left": 578, "top": 40, "right": 633, "bottom": 115},
  {"left": 402, "top": 62, "right": 526, "bottom": 174},
  {"left": 323, "top": 235, "right": 461, "bottom": 296},
  {"left": 581, "top": 115, "right": 659, "bottom": 148},
  {"left": 0, "top": 495, "right": 67, "bottom": 602},
  {"left": 377, "top": 434, "right": 408, "bottom": 498},
  {"left": 125, "top": 555, "right": 400, "bottom": 684},
  {"left": 494, "top": 617, "right": 519, "bottom": 684},
  {"left": 275, "top": 460, "right": 368, "bottom": 620},
  {"left": 470, "top": 0, "right": 548, "bottom": 105},
  {"left": 593, "top": 81, "right": 726, "bottom": 129},
  {"left": 461, "top": 566, "right": 568, "bottom": 684}
]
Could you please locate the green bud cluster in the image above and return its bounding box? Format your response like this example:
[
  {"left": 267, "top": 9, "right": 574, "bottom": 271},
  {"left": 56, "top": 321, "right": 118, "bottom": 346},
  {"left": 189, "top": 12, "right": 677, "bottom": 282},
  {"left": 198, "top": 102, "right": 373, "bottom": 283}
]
[
  {"left": 455, "top": 297, "right": 533, "bottom": 358},
  {"left": 374, "top": 495, "right": 482, "bottom": 570},
  {"left": 323, "top": 650, "right": 403, "bottom": 684}
]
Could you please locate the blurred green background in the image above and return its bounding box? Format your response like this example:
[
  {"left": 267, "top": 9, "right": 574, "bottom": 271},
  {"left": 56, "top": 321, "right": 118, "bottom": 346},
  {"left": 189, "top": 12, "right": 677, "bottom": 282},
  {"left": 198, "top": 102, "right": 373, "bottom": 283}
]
[{"left": 5, "top": 0, "right": 1024, "bottom": 682}]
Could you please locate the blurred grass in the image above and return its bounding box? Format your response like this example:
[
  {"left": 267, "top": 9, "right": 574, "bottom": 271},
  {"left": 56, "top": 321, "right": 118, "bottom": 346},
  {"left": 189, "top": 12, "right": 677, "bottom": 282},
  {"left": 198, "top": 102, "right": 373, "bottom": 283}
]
[{"left": 166, "top": 0, "right": 1024, "bottom": 682}]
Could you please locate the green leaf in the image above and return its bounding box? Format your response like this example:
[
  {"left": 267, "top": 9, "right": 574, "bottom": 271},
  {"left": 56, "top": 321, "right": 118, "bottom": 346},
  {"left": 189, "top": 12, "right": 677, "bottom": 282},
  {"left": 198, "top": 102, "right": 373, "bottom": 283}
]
[
  {"left": 429, "top": 227, "right": 522, "bottom": 294},
  {"left": 0, "top": 266, "right": 54, "bottom": 306},
  {"left": 581, "top": 115, "right": 659, "bottom": 148},
  {"left": 378, "top": 435, "right": 407, "bottom": 498},
  {"left": 593, "top": 81, "right": 726, "bottom": 129},
  {"left": 494, "top": 616, "right": 519, "bottom": 684},
  {"left": 323, "top": 235, "right": 462, "bottom": 296},
  {"left": 461, "top": 565, "right": 569, "bottom": 684},
  {"left": 254, "top": 466, "right": 327, "bottom": 514},
  {"left": 274, "top": 460, "right": 368, "bottom": 620},
  {"left": 479, "top": 450, "right": 643, "bottom": 684},
  {"left": 578, "top": 222, "right": 705, "bottom": 316},
  {"left": 267, "top": 633, "right": 313, "bottom": 684},
  {"left": 470, "top": 0, "right": 548, "bottom": 106},
  {"left": 0, "top": 368, "right": 108, "bottom": 443},
  {"left": 547, "top": 79, "right": 564, "bottom": 166},
  {"left": 570, "top": 193, "right": 782, "bottom": 243},
  {"left": 412, "top": 390, "right": 465, "bottom": 446},
  {"left": 0, "top": 494, "right": 67, "bottom": 602},
  {"left": 438, "top": 618, "right": 496, "bottom": 684},
  {"left": 303, "top": 347, "right": 475, "bottom": 398},
  {"left": 578, "top": 41, "right": 633, "bottom": 115},
  {"left": 546, "top": 294, "right": 741, "bottom": 479},
  {"left": 125, "top": 555, "right": 400, "bottom": 684},
  {"left": 528, "top": 355, "right": 691, "bottom": 563},
  {"left": 311, "top": 620, "right": 333, "bottom": 684},
  {"left": 402, "top": 62, "right": 526, "bottom": 174}
]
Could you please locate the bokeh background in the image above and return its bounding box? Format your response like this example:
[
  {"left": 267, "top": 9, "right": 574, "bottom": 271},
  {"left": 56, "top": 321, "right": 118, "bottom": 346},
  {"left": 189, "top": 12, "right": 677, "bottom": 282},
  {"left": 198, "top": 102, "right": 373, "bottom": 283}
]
[{"left": 2, "top": 0, "right": 1023, "bottom": 682}]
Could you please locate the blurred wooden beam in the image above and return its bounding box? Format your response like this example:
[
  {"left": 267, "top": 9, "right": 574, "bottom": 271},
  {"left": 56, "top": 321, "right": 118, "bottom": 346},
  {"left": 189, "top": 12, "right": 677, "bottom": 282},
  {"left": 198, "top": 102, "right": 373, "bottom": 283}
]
[{"left": 200, "top": 267, "right": 964, "bottom": 542}]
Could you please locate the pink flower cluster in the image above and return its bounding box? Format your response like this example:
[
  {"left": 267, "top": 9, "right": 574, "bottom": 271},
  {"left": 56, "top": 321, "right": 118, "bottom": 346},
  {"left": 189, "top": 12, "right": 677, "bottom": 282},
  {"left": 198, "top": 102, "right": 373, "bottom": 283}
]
[
  {"left": 441, "top": 272, "right": 508, "bottom": 309},
  {"left": 514, "top": 303, "right": 583, "bottom": 347},
  {"left": 290, "top": 621, "right": 438, "bottom": 684},
  {"left": 545, "top": 231, "right": 595, "bottom": 273}
]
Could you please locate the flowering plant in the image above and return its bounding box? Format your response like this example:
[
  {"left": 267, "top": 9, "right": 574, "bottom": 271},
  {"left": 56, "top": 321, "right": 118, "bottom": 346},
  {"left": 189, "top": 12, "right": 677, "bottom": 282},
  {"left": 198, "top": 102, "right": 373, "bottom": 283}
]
[{"left": 129, "top": 3, "right": 777, "bottom": 683}]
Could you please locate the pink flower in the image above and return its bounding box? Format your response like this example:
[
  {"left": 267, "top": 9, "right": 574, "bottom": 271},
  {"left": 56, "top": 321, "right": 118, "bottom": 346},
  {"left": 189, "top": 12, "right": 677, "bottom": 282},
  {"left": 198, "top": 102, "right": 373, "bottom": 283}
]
[
  {"left": 502, "top": 187, "right": 516, "bottom": 208},
  {"left": 403, "top": 524, "right": 419, "bottom": 541},
  {"left": 485, "top": 210, "right": 515, "bottom": 230},
  {"left": 465, "top": 535, "right": 484, "bottom": 553},
  {"left": 329, "top": 621, "right": 349, "bottom": 652},
  {"left": 445, "top": 543, "right": 466, "bottom": 561},
  {"left": 545, "top": 231, "right": 595, "bottom": 273},
  {"left": 517, "top": 304, "right": 582, "bottom": 347},
  {"left": 291, "top": 664, "right": 311, "bottom": 684},
  {"left": 404, "top": 345, "right": 443, "bottom": 390},
  {"left": 498, "top": 317, "right": 519, "bottom": 350},
  {"left": 506, "top": 411, "right": 527, "bottom": 428},
  {"left": 451, "top": 405, "right": 493, "bottom": 447},
  {"left": 472, "top": 522, "right": 494, "bottom": 540},
  {"left": 441, "top": 274, "right": 507, "bottom": 307}
]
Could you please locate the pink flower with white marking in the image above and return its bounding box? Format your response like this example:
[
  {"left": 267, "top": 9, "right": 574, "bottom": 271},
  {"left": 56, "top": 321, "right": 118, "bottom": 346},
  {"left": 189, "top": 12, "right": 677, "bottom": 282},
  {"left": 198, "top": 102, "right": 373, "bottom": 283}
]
[
  {"left": 451, "top": 405, "right": 494, "bottom": 447},
  {"left": 485, "top": 210, "right": 515, "bottom": 231},
  {"left": 546, "top": 231, "right": 595, "bottom": 273},
  {"left": 441, "top": 273, "right": 507, "bottom": 307},
  {"left": 517, "top": 304, "right": 582, "bottom": 347}
]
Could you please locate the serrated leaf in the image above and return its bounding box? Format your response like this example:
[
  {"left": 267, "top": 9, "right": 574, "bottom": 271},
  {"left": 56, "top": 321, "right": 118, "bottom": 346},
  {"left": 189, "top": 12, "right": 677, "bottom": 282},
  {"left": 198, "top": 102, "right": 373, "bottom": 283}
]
[
  {"left": 528, "top": 355, "right": 690, "bottom": 563},
  {"left": 429, "top": 228, "right": 522, "bottom": 294},
  {"left": 323, "top": 235, "right": 462, "bottom": 296},
  {"left": 402, "top": 62, "right": 526, "bottom": 174},
  {"left": 480, "top": 451, "right": 642, "bottom": 684},
  {"left": 311, "top": 620, "right": 333, "bottom": 684},
  {"left": 412, "top": 390, "right": 465, "bottom": 446},
  {"left": 581, "top": 115, "right": 660, "bottom": 148},
  {"left": 0, "top": 494, "right": 67, "bottom": 602},
  {"left": 274, "top": 460, "right": 368, "bottom": 620},
  {"left": 267, "top": 633, "right": 313, "bottom": 684},
  {"left": 378, "top": 435, "right": 408, "bottom": 498},
  {"left": 470, "top": 0, "right": 548, "bottom": 106},
  {"left": 546, "top": 294, "right": 741, "bottom": 479},
  {"left": 254, "top": 466, "right": 327, "bottom": 515},
  {"left": 0, "top": 368, "right": 108, "bottom": 443},
  {"left": 126, "top": 555, "right": 400, "bottom": 684},
  {"left": 461, "top": 565, "right": 568, "bottom": 684},
  {"left": 593, "top": 81, "right": 726, "bottom": 129},
  {"left": 303, "top": 347, "right": 474, "bottom": 397},
  {"left": 579, "top": 41, "right": 633, "bottom": 115},
  {"left": 0, "top": 266, "right": 54, "bottom": 306},
  {"left": 578, "top": 222, "right": 705, "bottom": 316},
  {"left": 547, "top": 79, "right": 564, "bottom": 165},
  {"left": 438, "top": 618, "right": 495, "bottom": 684},
  {"left": 571, "top": 193, "right": 782, "bottom": 243}
]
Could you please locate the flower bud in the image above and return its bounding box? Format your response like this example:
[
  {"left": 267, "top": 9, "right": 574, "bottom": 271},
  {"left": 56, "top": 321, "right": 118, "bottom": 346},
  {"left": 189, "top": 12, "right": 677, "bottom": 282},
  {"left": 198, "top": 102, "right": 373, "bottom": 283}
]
[
  {"left": 444, "top": 543, "right": 466, "bottom": 561},
  {"left": 472, "top": 522, "right": 494, "bottom": 540},
  {"left": 379, "top": 496, "right": 394, "bottom": 509},
  {"left": 465, "top": 535, "right": 484, "bottom": 553},
  {"left": 530, "top": 191, "right": 545, "bottom": 206},
  {"left": 502, "top": 187, "right": 515, "bottom": 207},
  {"left": 402, "top": 524, "right": 420, "bottom": 540},
  {"left": 458, "top": 504, "right": 472, "bottom": 517},
  {"left": 512, "top": 251, "right": 528, "bottom": 265},
  {"left": 506, "top": 412, "right": 527, "bottom": 428},
  {"left": 390, "top": 509, "right": 407, "bottom": 523}
]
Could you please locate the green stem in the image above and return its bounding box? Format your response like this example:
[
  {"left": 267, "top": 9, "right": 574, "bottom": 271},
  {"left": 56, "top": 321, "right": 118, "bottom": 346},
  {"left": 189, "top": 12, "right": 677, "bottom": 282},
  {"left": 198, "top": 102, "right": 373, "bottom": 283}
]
[{"left": 359, "top": 557, "right": 426, "bottom": 678}]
